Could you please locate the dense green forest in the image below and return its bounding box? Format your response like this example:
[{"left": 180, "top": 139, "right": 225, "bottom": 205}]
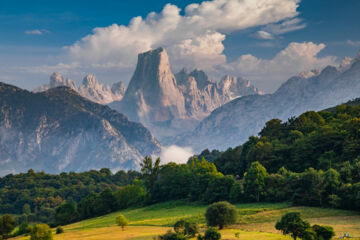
[
  {"left": 1, "top": 99, "right": 360, "bottom": 226},
  {"left": 0, "top": 169, "right": 140, "bottom": 222}
]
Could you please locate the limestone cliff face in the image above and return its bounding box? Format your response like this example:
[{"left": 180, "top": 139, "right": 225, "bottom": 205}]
[
  {"left": 0, "top": 82, "right": 160, "bottom": 175},
  {"left": 78, "top": 74, "right": 124, "bottom": 104},
  {"left": 110, "top": 48, "right": 261, "bottom": 140},
  {"left": 119, "top": 48, "right": 186, "bottom": 124},
  {"left": 179, "top": 51, "right": 360, "bottom": 152},
  {"left": 34, "top": 73, "right": 125, "bottom": 104},
  {"left": 34, "top": 72, "right": 77, "bottom": 92},
  {"left": 176, "top": 69, "right": 262, "bottom": 120}
]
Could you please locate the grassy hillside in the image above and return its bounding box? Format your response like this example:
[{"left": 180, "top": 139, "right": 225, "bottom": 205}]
[{"left": 11, "top": 201, "right": 360, "bottom": 240}]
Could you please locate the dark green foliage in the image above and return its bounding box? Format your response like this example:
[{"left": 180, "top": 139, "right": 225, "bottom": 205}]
[
  {"left": 158, "top": 230, "right": 186, "bottom": 240},
  {"left": 204, "top": 175, "right": 235, "bottom": 203},
  {"left": 0, "top": 214, "right": 16, "bottom": 239},
  {"left": 140, "top": 156, "right": 161, "bottom": 200},
  {"left": 54, "top": 201, "right": 78, "bottom": 225},
  {"left": 16, "top": 222, "right": 31, "bottom": 236},
  {"left": 114, "top": 179, "right": 146, "bottom": 209},
  {"left": 213, "top": 146, "right": 242, "bottom": 175},
  {"left": 243, "top": 162, "right": 267, "bottom": 202},
  {"left": 229, "top": 182, "right": 244, "bottom": 203},
  {"left": 301, "top": 228, "right": 316, "bottom": 240},
  {"left": 77, "top": 188, "right": 125, "bottom": 221},
  {"left": 151, "top": 163, "right": 192, "bottom": 202},
  {"left": 22, "top": 204, "right": 31, "bottom": 215},
  {"left": 312, "top": 225, "right": 335, "bottom": 240},
  {"left": 275, "top": 212, "right": 310, "bottom": 240},
  {"left": 55, "top": 227, "right": 64, "bottom": 234},
  {"left": 213, "top": 102, "right": 360, "bottom": 175},
  {"left": 115, "top": 214, "right": 128, "bottom": 230},
  {"left": 198, "top": 227, "right": 221, "bottom": 240},
  {"left": 30, "top": 224, "right": 53, "bottom": 240},
  {"left": 0, "top": 169, "right": 139, "bottom": 222},
  {"left": 205, "top": 201, "right": 237, "bottom": 229},
  {"left": 173, "top": 219, "right": 198, "bottom": 237},
  {"left": 190, "top": 149, "right": 222, "bottom": 163}
]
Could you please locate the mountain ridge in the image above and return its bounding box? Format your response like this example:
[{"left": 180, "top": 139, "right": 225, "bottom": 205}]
[
  {"left": 34, "top": 72, "right": 126, "bottom": 105},
  {"left": 110, "top": 47, "right": 261, "bottom": 140},
  {"left": 178, "top": 50, "right": 360, "bottom": 151},
  {"left": 0, "top": 82, "right": 160, "bottom": 176}
]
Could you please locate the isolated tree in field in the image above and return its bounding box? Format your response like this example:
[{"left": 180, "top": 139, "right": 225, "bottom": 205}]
[
  {"left": 140, "top": 156, "right": 161, "bottom": 194},
  {"left": 205, "top": 201, "right": 237, "bottom": 229},
  {"left": 115, "top": 214, "right": 128, "bottom": 230},
  {"left": 0, "top": 214, "right": 16, "bottom": 239},
  {"left": 30, "top": 224, "right": 53, "bottom": 240},
  {"left": 275, "top": 212, "right": 310, "bottom": 240},
  {"left": 312, "top": 224, "right": 335, "bottom": 240},
  {"left": 244, "top": 161, "right": 267, "bottom": 202}
]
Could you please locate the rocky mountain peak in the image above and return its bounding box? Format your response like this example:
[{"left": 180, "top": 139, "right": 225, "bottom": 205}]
[
  {"left": 49, "top": 72, "right": 65, "bottom": 86},
  {"left": 34, "top": 73, "right": 125, "bottom": 105},
  {"left": 110, "top": 47, "right": 262, "bottom": 140},
  {"left": 48, "top": 72, "right": 77, "bottom": 90},
  {"left": 0, "top": 82, "right": 160, "bottom": 175},
  {"left": 119, "top": 47, "right": 186, "bottom": 123},
  {"left": 339, "top": 57, "right": 353, "bottom": 71},
  {"left": 189, "top": 69, "right": 211, "bottom": 89},
  {"left": 298, "top": 69, "right": 321, "bottom": 79},
  {"left": 82, "top": 74, "right": 99, "bottom": 88},
  {"left": 111, "top": 81, "right": 126, "bottom": 95}
]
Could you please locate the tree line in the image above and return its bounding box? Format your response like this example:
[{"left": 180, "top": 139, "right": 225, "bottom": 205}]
[{"left": 1, "top": 100, "right": 360, "bottom": 227}]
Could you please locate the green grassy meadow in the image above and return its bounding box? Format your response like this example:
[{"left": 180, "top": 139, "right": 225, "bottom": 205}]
[{"left": 11, "top": 201, "right": 360, "bottom": 240}]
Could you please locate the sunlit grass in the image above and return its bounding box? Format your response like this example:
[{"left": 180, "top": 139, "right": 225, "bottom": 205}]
[{"left": 11, "top": 201, "right": 360, "bottom": 240}]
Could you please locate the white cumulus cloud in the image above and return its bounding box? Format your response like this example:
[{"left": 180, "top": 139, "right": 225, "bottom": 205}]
[
  {"left": 224, "top": 42, "right": 337, "bottom": 92},
  {"left": 66, "top": 0, "right": 301, "bottom": 73},
  {"left": 159, "top": 145, "right": 194, "bottom": 164}
]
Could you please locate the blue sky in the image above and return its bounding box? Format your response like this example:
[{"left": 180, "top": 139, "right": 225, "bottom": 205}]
[{"left": 0, "top": 0, "right": 359, "bottom": 92}]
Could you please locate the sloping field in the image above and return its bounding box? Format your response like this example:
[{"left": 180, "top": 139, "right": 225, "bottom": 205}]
[{"left": 11, "top": 201, "right": 360, "bottom": 240}]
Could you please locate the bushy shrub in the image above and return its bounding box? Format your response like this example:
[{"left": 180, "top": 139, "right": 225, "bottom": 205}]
[
  {"left": 197, "top": 228, "right": 221, "bottom": 240},
  {"left": 158, "top": 230, "right": 186, "bottom": 240},
  {"left": 13, "top": 222, "right": 32, "bottom": 237},
  {"left": 30, "top": 224, "right": 53, "bottom": 240},
  {"left": 205, "top": 201, "right": 237, "bottom": 229},
  {"left": 173, "top": 219, "right": 198, "bottom": 237},
  {"left": 55, "top": 227, "right": 64, "bottom": 234},
  {"left": 115, "top": 214, "right": 128, "bottom": 230}
]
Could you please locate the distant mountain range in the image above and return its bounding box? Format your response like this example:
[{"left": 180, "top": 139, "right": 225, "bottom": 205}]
[
  {"left": 110, "top": 48, "right": 261, "bottom": 140},
  {"left": 34, "top": 72, "right": 126, "bottom": 104},
  {"left": 0, "top": 82, "right": 160, "bottom": 176},
  {"left": 178, "top": 51, "right": 360, "bottom": 151},
  {"left": 7, "top": 47, "right": 360, "bottom": 175}
]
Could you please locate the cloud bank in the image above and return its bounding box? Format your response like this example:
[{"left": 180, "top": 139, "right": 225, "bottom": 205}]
[
  {"left": 159, "top": 145, "right": 194, "bottom": 164},
  {"left": 66, "top": 0, "right": 301, "bottom": 72},
  {"left": 14, "top": 0, "right": 340, "bottom": 93},
  {"left": 223, "top": 42, "right": 337, "bottom": 92}
]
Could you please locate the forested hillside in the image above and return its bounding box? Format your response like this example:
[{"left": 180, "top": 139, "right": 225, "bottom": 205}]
[
  {"left": 2, "top": 99, "right": 360, "bottom": 227},
  {"left": 0, "top": 169, "right": 139, "bottom": 222}
]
